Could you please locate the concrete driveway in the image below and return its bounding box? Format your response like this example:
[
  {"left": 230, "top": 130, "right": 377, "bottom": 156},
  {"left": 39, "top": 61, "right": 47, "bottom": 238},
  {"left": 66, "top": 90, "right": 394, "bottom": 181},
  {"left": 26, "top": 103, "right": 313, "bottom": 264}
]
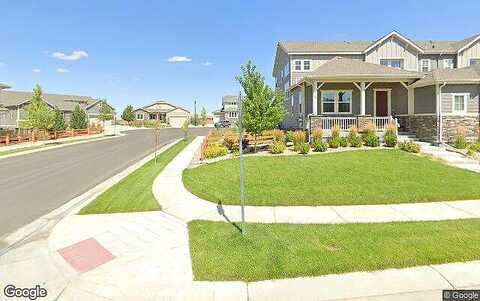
[{"left": 0, "top": 127, "right": 209, "bottom": 237}]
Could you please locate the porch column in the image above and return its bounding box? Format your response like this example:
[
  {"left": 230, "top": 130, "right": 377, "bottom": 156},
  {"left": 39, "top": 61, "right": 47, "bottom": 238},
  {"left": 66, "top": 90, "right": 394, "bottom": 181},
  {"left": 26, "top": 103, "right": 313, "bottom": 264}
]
[
  {"left": 300, "top": 83, "right": 305, "bottom": 114},
  {"left": 360, "top": 82, "right": 366, "bottom": 116},
  {"left": 312, "top": 81, "right": 318, "bottom": 115}
]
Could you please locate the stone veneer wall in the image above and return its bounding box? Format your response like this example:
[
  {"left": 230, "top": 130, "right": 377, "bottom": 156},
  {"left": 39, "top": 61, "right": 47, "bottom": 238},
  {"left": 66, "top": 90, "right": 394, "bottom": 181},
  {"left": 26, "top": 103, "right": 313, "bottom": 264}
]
[
  {"left": 404, "top": 115, "right": 438, "bottom": 142},
  {"left": 441, "top": 115, "right": 480, "bottom": 142}
]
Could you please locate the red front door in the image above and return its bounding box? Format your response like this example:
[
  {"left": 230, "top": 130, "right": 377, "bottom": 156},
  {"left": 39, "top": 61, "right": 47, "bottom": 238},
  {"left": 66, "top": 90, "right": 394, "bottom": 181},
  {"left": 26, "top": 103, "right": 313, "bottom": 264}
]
[{"left": 375, "top": 91, "right": 388, "bottom": 116}]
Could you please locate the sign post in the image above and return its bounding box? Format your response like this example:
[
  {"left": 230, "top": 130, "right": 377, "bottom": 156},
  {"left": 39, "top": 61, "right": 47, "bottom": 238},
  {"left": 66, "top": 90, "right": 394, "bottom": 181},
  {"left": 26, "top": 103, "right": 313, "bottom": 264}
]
[{"left": 238, "top": 92, "right": 246, "bottom": 234}]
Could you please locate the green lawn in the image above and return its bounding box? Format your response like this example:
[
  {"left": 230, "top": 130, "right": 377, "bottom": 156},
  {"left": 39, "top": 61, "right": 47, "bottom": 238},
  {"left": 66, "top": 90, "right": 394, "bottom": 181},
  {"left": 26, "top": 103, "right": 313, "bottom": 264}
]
[
  {"left": 80, "top": 138, "right": 193, "bottom": 214},
  {"left": 189, "top": 219, "right": 480, "bottom": 282},
  {"left": 183, "top": 150, "right": 480, "bottom": 206}
]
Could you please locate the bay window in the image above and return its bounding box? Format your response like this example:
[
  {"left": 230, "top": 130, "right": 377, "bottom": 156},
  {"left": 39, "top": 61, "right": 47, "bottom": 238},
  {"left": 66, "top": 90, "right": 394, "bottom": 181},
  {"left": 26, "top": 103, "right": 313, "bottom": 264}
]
[{"left": 321, "top": 90, "right": 352, "bottom": 114}]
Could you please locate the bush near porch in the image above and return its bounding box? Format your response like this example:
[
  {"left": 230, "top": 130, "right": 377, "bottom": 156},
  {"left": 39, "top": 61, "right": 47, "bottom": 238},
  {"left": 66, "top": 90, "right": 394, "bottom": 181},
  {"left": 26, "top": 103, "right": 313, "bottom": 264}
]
[{"left": 183, "top": 149, "right": 480, "bottom": 206}]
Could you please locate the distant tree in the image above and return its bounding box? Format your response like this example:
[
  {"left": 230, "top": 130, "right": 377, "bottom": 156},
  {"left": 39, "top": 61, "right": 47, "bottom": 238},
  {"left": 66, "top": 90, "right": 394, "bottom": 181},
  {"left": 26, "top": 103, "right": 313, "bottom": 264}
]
[
  {"left": 181, "top": 119, "right": 189, "bottom": 140},
  {"left": 236, "top": 60, "right": 286, "bottom": 151},
  {"left": 122, "top": 105, "right": 135, "bottom": 124},
  {"left": 70, "top": 104, "right": 88, "bottom": 129},
  {"left": 98, "top": 99, "right": 114, "bottom": 127},
  {"left": 52, "top": 107, "right": 66, "bottom": 131},
  {"left": 200, "top": 107, "right": 207, "bottom": 126},
  {"left": 22, "top": 84, "right": 54, "bottom": 130}
]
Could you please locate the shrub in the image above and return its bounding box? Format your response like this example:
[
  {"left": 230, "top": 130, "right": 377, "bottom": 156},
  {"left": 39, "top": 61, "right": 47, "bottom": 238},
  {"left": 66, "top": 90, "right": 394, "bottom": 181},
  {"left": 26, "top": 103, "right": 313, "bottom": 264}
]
[
  {"left": 270, "top": 141, "right": 286, "bottom": 154},
  {"left": 285, "top": 131, "right": 294, "bottom": 143},
  {"left": 362, "top": 122, "right": 380, "bottom": 147},
  {"left": 399, "top": 141, "right": 421, "bottom": 153},
  {"left": 311, "top": 128, "right": 323, "bottom": 143},
  {"left": 205, "top": 145, "right": 228, "bottom": 159},
  {"left": 293, "top": 131, "right": 306, "bottom": 151},
  {"left": 223, "top": 132, "right": 239, "bottom": 150},
  {"left": 340, "top": 137, "right": 348, "bottom": 147},
  {"left": 312, "top": 140, "right": 328, "bottom": 152},
  {"left": 347, "top": 126, "right": 362, "bottom": 147},
  {"left": 297, "top": 142, "right": 310, "bottom": 154},
  {"left": 331, "top": 125, "right": 341, "bottom": 139},
  {"left": 454, "top": 126, "right": 468, "bottom": 149},
  {"left": 270, "top": 129, "right": 285, "bottom": 143},
  {"left": 329, "top": 137, "right": 341, "bottom": 149},
  {"left": 384, "top": 122, "right": 398, "bottom": 148},
  {"left": 469, "top": 142, "right": 480, "bottom": 153}
]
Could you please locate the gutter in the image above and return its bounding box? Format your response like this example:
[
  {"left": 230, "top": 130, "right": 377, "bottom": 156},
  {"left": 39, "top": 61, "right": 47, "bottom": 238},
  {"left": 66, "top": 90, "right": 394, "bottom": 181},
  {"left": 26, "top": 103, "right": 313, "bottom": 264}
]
[{"left": 437, "top": 82, "right": 447, "bottom": 144}]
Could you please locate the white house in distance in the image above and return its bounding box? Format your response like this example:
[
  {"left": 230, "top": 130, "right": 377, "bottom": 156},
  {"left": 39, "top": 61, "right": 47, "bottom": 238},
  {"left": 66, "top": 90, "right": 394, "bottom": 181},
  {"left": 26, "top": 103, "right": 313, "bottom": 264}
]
[{"left": 133, "top": 100, "right": 190, "bottom": 128}]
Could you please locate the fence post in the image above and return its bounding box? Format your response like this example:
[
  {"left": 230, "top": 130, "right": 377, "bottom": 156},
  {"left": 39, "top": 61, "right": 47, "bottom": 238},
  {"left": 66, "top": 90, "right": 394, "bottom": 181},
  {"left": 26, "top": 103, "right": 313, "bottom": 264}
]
[{"left": 5, "top": 133, "right": 9, "bottom": 146}]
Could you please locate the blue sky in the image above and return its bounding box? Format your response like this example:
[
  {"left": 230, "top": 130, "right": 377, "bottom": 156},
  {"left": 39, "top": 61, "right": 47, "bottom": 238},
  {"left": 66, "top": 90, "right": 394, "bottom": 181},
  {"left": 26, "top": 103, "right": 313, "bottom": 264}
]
[{"left": 1, "top": 0, "right": 479, "bottom": 114}]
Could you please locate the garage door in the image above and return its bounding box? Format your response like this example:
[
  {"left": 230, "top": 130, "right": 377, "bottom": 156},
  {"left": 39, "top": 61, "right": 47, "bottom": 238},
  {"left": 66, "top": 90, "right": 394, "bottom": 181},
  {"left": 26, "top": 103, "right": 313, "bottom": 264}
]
[{"left": 169, "top": 116, "right": 187, "bottom": 128}]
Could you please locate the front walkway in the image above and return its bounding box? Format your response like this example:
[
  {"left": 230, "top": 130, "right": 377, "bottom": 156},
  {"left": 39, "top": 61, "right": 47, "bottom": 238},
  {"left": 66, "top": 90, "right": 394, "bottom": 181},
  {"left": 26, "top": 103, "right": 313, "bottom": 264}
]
[
  {"left": 418, "top": 141, "right": 480, "bottom": 172},
  {"left": 154, "top": 136, "right": 480, "bottom": 224}
]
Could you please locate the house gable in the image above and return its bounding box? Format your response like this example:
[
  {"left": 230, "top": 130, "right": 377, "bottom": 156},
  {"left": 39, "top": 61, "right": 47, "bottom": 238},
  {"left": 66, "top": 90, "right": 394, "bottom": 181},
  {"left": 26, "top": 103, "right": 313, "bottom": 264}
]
[
  {"left": 364, "top": 35, "right": 421, "bottom": 71},
  {"left": 144, "top": 102, "right": 176, "bottom": 112},
  {"left": 458, "top": 38, "right": 480, "bottom": 68}
]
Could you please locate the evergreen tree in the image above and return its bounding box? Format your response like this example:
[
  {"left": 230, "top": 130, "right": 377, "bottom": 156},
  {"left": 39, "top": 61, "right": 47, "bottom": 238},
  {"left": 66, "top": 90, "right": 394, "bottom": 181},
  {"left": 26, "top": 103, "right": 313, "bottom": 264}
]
[
  {"left": 70, "top": 104, "right": 88, "bottom": 129},
  {"left": 22, "top": 84, "right": 54, "bottom": 130},
  {"left": 121, "top": 105, "right": 135, "bottom": 124},
  {"left": 52, "top": 107, "right": 66, "bottom": 131}
]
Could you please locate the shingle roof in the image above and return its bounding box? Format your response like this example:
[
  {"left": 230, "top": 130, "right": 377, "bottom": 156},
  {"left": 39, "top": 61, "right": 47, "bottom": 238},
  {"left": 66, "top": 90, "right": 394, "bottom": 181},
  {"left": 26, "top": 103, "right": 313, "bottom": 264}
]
[
  {"left": 137, "top": 100, "right": 190, "bottom": 114},
  {"left": 301, "top": 57, "right": 422, "bottom": 81},
  {"left": 279, "top": 34, "right": 480, "bottom": 54},
  {"left": 0, "top": 82, "right": 10, "bottom": 89},
  {"left": 0, "top": 91, "right": 96, "bottom": 111},
  {"left": 412, "top": 64, "right": 480, "bottom": 87}
]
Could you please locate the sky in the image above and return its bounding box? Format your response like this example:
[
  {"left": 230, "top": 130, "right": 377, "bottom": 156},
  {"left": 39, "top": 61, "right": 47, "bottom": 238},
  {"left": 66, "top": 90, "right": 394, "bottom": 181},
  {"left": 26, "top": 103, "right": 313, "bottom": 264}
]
[{"left": 1, "top": 0, "right": 479, "bottom": 115}]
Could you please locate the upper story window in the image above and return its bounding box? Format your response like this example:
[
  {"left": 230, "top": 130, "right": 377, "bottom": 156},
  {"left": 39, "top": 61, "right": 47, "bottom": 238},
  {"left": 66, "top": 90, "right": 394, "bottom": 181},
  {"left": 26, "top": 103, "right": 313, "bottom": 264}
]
[
  {"left": 321, "top": 90, "right": 352, "bottom": 114},
  {"left": 228, "top": 111, "right": 238, "bottom": 118},
  {"left": 470, "top": 59, "right": 480, "bottom": 66},
  {"left": 293, "top": 60, "right": 312, "bottom": 71},
  {"left": 136, "top": 113, "right": 144, "bottom": 120},
  {"left": 420, "top": 59, "right": 431, "bottom": 72},
  {"left": 443, "top": 59, "right": 454, "bottom": 69},
  {"left": 452, "top": 93, "right": 469, "bottom": 114},
  {"left": 380, "top": 59, "right": 404, "bottom": 69}
]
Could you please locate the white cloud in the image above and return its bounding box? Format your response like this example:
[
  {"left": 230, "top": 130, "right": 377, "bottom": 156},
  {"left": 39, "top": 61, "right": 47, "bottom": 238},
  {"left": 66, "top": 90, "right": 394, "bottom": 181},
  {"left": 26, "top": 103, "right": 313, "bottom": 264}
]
[
  {"left": 167, "top": 56, "right": 191, "bottom": 63},
  {"left": 51, "top": 50, "right": 88, "bottom": 61},
  {"left": 56, "top": 68, "right": 70, "bottom": 73},
  {"left": 201, "top": 61, "right": 213, "bottom": 66},
  {"left": 32, "top": 69, "right": 41, "bottom": 73}
]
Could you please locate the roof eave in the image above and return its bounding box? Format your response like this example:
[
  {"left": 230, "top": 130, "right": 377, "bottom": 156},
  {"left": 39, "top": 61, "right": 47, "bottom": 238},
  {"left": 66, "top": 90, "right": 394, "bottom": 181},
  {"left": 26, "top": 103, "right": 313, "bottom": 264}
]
[{"left": 363, "top": 31, "right": 424, "bottom": 54}]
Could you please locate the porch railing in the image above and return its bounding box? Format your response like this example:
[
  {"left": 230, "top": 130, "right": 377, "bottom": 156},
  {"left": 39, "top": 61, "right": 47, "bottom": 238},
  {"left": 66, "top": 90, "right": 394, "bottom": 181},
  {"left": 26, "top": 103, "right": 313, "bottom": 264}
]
[{"left": 311, "top": 116, "right": 398, "bottom": 133}]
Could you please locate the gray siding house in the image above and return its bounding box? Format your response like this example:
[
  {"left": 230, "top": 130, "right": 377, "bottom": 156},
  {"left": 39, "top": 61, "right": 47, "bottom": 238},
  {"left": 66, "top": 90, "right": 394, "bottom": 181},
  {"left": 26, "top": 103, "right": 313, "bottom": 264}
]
[
  {"left": 213, "top": 95, "right": 239, "bottom": 123},
  {"left": 0, "top": 89, "right": 112, "bottom": 129},
  {"left": 133, "top": 101, "right": 190, "bottom": 128},
  {"left": 273, "top": 31, "right": 480, "bottom": 143}
]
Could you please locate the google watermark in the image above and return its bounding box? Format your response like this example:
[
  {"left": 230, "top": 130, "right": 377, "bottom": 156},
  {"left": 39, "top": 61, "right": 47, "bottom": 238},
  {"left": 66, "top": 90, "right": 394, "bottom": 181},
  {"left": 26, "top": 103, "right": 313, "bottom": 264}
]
[
  {"left": 3, "top": 284, "right": 47, "bottom": 300},
  {"left": 444, "top": 290, "right": 480, "bottom": 301}
]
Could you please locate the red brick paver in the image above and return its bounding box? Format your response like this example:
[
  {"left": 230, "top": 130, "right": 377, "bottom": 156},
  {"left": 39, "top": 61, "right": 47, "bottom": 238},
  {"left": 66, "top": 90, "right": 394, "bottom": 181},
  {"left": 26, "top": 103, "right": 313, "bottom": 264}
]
[{"left": 58, "top": 238, "right": 115, "bottom": 273}]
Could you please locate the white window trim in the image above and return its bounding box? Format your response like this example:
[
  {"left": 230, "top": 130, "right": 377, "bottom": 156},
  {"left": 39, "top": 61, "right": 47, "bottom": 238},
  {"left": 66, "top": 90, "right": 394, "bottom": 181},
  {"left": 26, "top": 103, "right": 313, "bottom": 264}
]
[
  {"left": 420, "top": 59, "right": 431, "bottom": 72},
  {"left": 451, "top": 93, "right": 469, "bottom": 115},
  {"left": 373, "top": 89, "right": 392, "bottom": 117},
  {"left": 136, "top": 113, "right": 144, "bottom": 120},
  {"left": 320, "top": 90, "right": 353, "bottom": 115},
  {"left": 443, "top": 58, "right": 454, "bottom": 69},
  {"left": 292, "top": 59, "right": 312, "bottom": 72},
  {"left": 379, "top": 58, "right": 405, "bottom": 69},
  {"left": 469, "top": 58, "right": 480, "bottom": 66}
]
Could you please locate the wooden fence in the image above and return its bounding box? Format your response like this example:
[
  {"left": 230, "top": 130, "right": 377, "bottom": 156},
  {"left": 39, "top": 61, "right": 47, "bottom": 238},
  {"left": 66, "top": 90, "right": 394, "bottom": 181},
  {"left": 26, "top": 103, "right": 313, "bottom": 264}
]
[{"left": 0, "top": 126, "right": 103, "bottom": 147}]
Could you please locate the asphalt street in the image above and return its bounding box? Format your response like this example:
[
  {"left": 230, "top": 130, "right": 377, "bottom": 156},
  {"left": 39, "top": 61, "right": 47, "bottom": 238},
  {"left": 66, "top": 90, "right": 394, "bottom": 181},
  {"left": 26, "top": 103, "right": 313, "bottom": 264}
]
[{"left": 0, "top": 128, "right": 209, "bottom": 237}]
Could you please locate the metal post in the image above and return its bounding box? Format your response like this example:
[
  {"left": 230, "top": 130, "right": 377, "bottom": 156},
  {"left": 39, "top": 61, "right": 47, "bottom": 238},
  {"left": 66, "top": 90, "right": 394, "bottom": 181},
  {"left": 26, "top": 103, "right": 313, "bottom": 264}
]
[
  {"left": 238, "top": 92, "right": 246, "bottom": 234},
  {"left": 154, "top": 125, "right": 159, "bottom": 164},
  {"left": 194, "top": 100, "right": 197, "bottom": 126}
]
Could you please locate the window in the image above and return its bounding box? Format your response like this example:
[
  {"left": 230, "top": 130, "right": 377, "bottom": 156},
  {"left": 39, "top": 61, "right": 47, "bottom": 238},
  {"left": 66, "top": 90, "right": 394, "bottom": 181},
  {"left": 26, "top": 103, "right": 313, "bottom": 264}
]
[
  {"left": 470, "top": 59, "right": 480, "bottom": 66},
  {"left": 293, "top": 60, "right": 312, "bottom": 71},
  {"left": 0, "top": 112, "right": 5, "bottom": 120},
  {"left": 380, "top": 59, "right": 404, "bottom": 69},
  {"left": 420, "top": 59, "right": 431, "bottom": 72},
  {"left": 294, "top": 60, "right": 302, "bottom": 71},
  {"left": 452, "top": 93, "right": 468, "bottom": 114},
  {"left": 321, "top": 90, "right": 352, "bottom": 114},
  {"left": 303, "top": 60, "right": 311, "bottom": 71},
  {"left": 228, "top": 112, "right": 238, "bottom": 118},
  {"left": 136, "top": 113, "right": 144, "bottom": 120},
  {"left": 443, "top": 58, "right": 454, "bottom": 69}
]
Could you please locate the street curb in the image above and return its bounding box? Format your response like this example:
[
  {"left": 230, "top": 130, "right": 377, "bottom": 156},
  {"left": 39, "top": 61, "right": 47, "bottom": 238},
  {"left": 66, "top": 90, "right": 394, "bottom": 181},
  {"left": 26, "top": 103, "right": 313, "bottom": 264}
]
[{"left": 0, "top": 138, "right": 181, "bottom": 256}]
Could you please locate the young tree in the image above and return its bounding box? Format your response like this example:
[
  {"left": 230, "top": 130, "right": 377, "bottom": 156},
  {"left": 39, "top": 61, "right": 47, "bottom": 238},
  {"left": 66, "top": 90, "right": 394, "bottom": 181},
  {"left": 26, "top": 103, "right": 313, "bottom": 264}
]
[
  {"left": 122, "top": 105, "right": 135, "bottom": 124},
  {"left": 236, "top": 60, "right": 286, "bottom": 151},
  {"left": 22, "top": 84, "right": 54, "bottom": 130},
  {"left": 181, "top": 119, "right": 190, "bottom": 140},
  {"left": 200, "top": 107, "right": 207, "bottom": 126},
  {"left": 70, "top": 104, "right": 88, "bottom": 129},
  {"left": 98, "top": 99, "right": 114, "bottom": 130},
  {"left": 52, "top": 107, "right": 66, "bottom": 131}
]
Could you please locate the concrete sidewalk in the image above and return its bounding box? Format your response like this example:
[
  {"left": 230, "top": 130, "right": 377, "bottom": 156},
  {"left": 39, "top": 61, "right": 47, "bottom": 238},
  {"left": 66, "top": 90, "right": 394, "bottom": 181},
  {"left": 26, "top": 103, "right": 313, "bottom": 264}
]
[
  {"left": 418, "top": 141, "right": 480, "bottom": 172},
  {"left": 154, "top": 136, "right": 480, "bottom": 224}
]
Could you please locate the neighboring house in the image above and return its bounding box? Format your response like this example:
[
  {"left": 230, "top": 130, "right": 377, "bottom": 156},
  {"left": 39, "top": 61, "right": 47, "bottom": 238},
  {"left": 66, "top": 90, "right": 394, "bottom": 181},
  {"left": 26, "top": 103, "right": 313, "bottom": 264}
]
[
  {"left": 133, "top": 100, "right": 190, "bottom": 128},
  {"left": 0, "top": 89, "right": 113, "bottom": 129},
  {"left": 213, "top": 95, "right": 239, "bottom": 123},
  {"left": 273, "top": 31, "right": 480, "bottom": 143}
]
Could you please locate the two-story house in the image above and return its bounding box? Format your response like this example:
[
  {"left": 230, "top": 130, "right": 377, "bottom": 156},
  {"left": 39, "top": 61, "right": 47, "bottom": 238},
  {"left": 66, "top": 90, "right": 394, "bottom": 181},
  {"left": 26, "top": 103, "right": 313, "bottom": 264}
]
[
  {"left": 273, "top": 31, "right": 480, "bottom": 143},
  {"left": 213, "top": 95, "right": 239, "bottom": 123}
]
